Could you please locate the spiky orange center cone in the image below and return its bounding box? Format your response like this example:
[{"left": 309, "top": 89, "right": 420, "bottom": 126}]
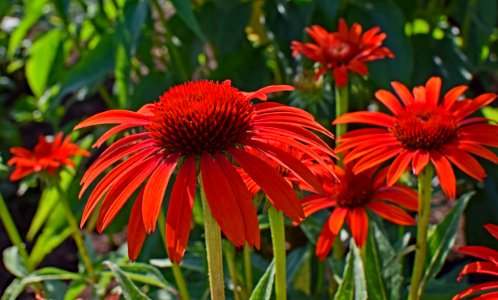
[{"left": 75, "top": 80, "right": 337, "bottom": 263}]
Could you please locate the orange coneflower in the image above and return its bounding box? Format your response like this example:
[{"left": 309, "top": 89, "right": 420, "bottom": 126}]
[
  {"left": 301, "top": 164, "right": 417, "bottom": 259},
  {"left": 75, "top": 80, "right": 335, "bottom": 263},
  {"left": 291, "top": 19, "right": 394, "bottom": 87},
  {"left": 334, "top": 77, "right": 498, "bottom": 199},
  {"left": 7, "top": 133, "right": 89, "bottom": 181},
  {"left": 453, "top": 224, "right": 498, "bottom": 300}
]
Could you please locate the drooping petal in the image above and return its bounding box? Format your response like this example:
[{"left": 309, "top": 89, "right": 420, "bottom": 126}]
[
  {"left": 457, "top": 245, "right": 498, "bottom": 263},
  {"left": 128, "top": 188, "right": 147, "bottom": 261},
  {"left": 302, "top": 197, "right": 337, "bottom": 218},
  {"left": 485, "top": 224, "right": 498, "bottom": 240},
  {"left": 142, "top": 153, "right": 180, "bottom": 233},
  {"left": 386, "top": 150, "right": 415, "bottom": 186},
  {"left": 74, "top": 110, "right": 151, "bottom": 129},
  {"left": 457, "top": 261, "right": 498, "bottom": 280},
  {"left": 347, "top": 60, "right": 368, "bottom": 76},
  {"left": 229, "top": 147, "right": 304, "bottom": 222},
  {"left": 452, "top": 281, "right": 498, "bottom": 300},
  {"left": 201, "top": 153, "right": 246, "bottom": 247},
  {"left": 242, "top": 85, "right": 294, "bottom": 101},
  {"left": 348, "top": 207, "right": 368, "bottom": 247},
  {"left": 352, "top": 146, "right": 403, "bottom": 174},
  {"left": 334, "top": 111, "right": 395, "bottom": 127},
  {"left": 371, "top": 186, "right": 418, "bottom": 211},
  {"left": 439, "top": 145, "right": 486, "bottom": 181},
  {"left": 316, "top": 216, "right": 337, "bottom": 260},
  {"left": 430, "top": 151, "right": 456, "bottom": 200},
  {"left": 367, "top": 200, "right": 416, "bottom": 225},
  {"left": 412, "top": 150, "right": 430, "bottom": 175},
  {"left": 215, "top": 152, "right": 260, "bottom": 248},
  {"left": 375, "top": 89, "right": 405, "bottom": 115},
  {"left": 166, "top": 157, "right": 196, "bottom": 264},
  {"left": 329, "top": 207, "right": 348, "bottom": 235},
  {"left": 458, "top": 142, "right": 498, "bottom": 163}
]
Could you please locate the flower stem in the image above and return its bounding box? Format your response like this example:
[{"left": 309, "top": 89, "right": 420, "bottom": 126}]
[
  {"left": 243, "top": 245, "right": 253, "bottom": 293},
  {"left": 224, "top": 241, "right": 243, "bottom": 300},
  {"left": 409, "top": 164, "right": 434, "bottom": 300},
  {"left": 268, "top": 206, "right": 287, "bottom": 300},
  {"left": 334, "top": 84, "right": 349, "bottom": 141},
  {"left": 158, "top": 211, "right": 190, "bottom": 300},
  {"left": 55, "top": 185, "right": 95, "bottom": 276},
  {"left": 0, "top": 192, "right": 31, "bottom": 271},
  {"left": 199, "top": 176, "right": 226, "bottom": 300}
]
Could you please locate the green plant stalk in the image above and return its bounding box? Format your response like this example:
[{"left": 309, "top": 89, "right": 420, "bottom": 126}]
[
  {"left": 55, "top": 185, "right": 95, "bottom": 276},
  {"left": 408, "top": 164, "right": 434, "bottom": 300},
  {"left": 243, "top": 245, "right": 253, "bottom": 294},
  {"left": 199, "top": 177, "right": 226, "bottom": 300},
  {"left": 0, "top": 192, "right": 32, "bottom": 271},
  {"left": 158, "top": 211, "right": 190, "bottom": 300},
  {"left": 335, "top": 84, "right": 349, "bottom": 142},
  {"left": 268, "top": 206, "right": 287, "bottom": 300},
  {"left": 224, "top": 241, "right": 243, "bottom": 300}
]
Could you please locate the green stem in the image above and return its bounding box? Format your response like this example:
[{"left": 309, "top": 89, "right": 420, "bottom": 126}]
[
  {"left": 408, "top": 164, "right": 434, "bottom": 300},
  {"left": 268, "top": 206, "right": 287, "bottom": 300},
  {"left": 55, "top": 185, "right": 95, "bottom": 276},
  {"left": 158, "top": 211, "right": 190, "bottom": 300},
  {"left": 243, "top": 245, "right": 253, "bottom": 294},
  {"left": 334, "top": 84, "right": 349, "bottom": 142},
  {"left": 0, "top": 192, "right": 31, "bottom": 271},
  {"left": 199, "top": 176, "right": 226, "bottom": 300},
  {"left": 224, "top": 241, "right": 243, "bottom": 300}
]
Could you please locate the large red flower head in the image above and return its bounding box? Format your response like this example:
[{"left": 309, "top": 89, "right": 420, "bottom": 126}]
[
  {"left": 75, "top": 80, "right": 335, "bottom": 263},
  {"left": 7, "top": 133, "right": 89, "bottom": 181},
  {"left": 334, "top": 77, "right": 498, "bottom": 199},
  {"left": 453, "top": 224, "right": 498, "bottom": 299},
  {"left": 301, "top": 164, "right": 417, "bottom": 260},
  {"left": 291, "top": 19, "right": 394, "bottom": 87}
]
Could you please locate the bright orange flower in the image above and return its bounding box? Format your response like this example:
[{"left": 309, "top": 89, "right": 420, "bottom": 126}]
[
  {"left": 301, "top": 164, "right": 417, "bottom": 260},
  {"left": 334, "top": 77, "right": 498, "bottom": 199},
  {"left": 75, "top": 80, "right": 335, "bottom": 263},
  {"left": 291, "top": 19, "right": 394, "bottom": 87},
  {"left": 7, "top": 133, "right": 89, "bottom": 181},
  {"left": 453, "top": 224, "right": 498, "bottom": 300}
]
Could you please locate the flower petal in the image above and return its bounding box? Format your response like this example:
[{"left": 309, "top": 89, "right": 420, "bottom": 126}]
[
  {"left": 387, "top": 150, "right": 415, "bottom": 186},
  {"left": 334, "top": 111, "right": 395, "bottom": 127},
  {"left": 412, "top": 150, "right": 430, "bottom": 175},
  {"left": 333, "top": 65, "right": 349, "bottom": 88},
  {"left": 430, "top": 151, "right": 456, "bottom": 200},
  {"left": 128, "top": 188, "right": 147, "bottom": 261},
  {"left": 375, "top": 89, "right": 405, "bottom": 115},
  {"left": 348, "top": 207, "right": 368, "bottom": 247},
  {"left": 367, "top": 200, "right": 416, "bottom": 225},
  {"left": 453, "top": 281, "right": 498, "bottom": 300},
  {"left": 74, "top": 110, "right": 151, "bottom": 129},
  {"left": 329, "top": 207, "right": 348, "bottom": 235},
  {"left": 316, "top": 216, "right": 337, "bottom": 260},
  {"left": 425, "top": 77, "right": 442, "bottom": 106},
  {"left": 166, "top": 156, "right": 196, "bottom": 264},
  {"left": 391, "top": 81, "right": 415, "bottom": 106},
  {"left": 440, "top": 145, "right": 486, "bottom": 181},
  {"left": 457, "top": 261, "right": 498, "bottom": 280},
  {"left": 458, "top": 245, "right": 498, "bottom": 263}
]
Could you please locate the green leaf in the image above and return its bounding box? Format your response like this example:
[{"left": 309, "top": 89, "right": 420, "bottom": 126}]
[
  {"left": 364, "top": 225, "right": 388, "bottom": 300},
  {"left": 51, "top": 0, "right": 70, "bottom": 25},
  {"left": 25, "top": 29, "right": 64, "bottom": 97},
  {"left": 249, "top": 260, "right": 275, "bottom": 300},
  {"left": 7, "top": 0, "right": 49, "bottom": 58},
  {"left": 352, "top": 243, "right": 367, "bottom": 300},
  {"left": 482, "top": 107, "right": 498, "bottom": 123},
  {"left": 420, "top": 191, "right": 474, "bottom": 291},
  {"left": 334, "top": 247, "right": 354, "bottom": 300},
  {"left": 64, "top": 280, "right": 87, "bottom": 300},
  {"left": 104, "top": 261, "right": 151, "bottom": 300},
  {"left": 2, "top": 246, "right": 28, "bottom": 278},
  {"left": 1, "top": 268, "right": 82, "bottom": 300},
  {"left": 170, "top": 0, "right": 206, "bottom": 41},
  {"left": 118, "top": 262, "right": 175, "bottom": 293}
]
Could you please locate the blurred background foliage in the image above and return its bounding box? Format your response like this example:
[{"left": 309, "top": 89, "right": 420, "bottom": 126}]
[{"left": 0, "top": 0, "right": 497, "bottom": 299}]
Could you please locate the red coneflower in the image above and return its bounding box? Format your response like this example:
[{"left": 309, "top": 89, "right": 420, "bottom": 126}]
[
  {"left": 75, "top": 80, "right": 335, "bottom": 263},
  {"left": 453, "top": 224, "right": 498, "bottom": 300},
  {"left": 7, "top": 133, "right": 89, "bottom": 181},
  {"left": 334, "top": 77, "right": 498, "bottom": 199},
  {"left": 301, "top": 164, "right": 417, "bottom": 259},
  {"left": 291, "top": 19, "right": 394, "bottom": 87}
]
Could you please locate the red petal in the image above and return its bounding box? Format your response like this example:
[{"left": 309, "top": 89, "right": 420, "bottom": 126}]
[
  {"left": 302, "top": 197, "right": 336, "bottom": 218},
  {"left": 229, "top": 147, "right": 304, "bottom": 222},
  {"left": 215, "top": 153, "right": 260, "bottom": 248},
  {"left": 442, "top": 85, "right": 467, "bottom": 109},
  {"left": 375, "top": 89, "right": 405, "bottom": 115},
  {"left": 74, "top": 110, "right": 151, "bottom": 129},
  {"left": 412, "top": 150, "right": 430, "bottom": 175},
  {"left": 242, "top": 85, "right": 294, "bottom": 101},
  {"left": 453, "top": 281, "right": 498, "bottom": 299},
  {"left": 425, "top": 77, "right": 442, "bottom": 106},
  {"left": 334, "top": 111, "right": 395, "bottom": 127},
  {"left": 329, "top": 207, "right": 348, "bottom": 235},
  {"left": 454, "top": 93, "right": 497, "bottom": 121},
  {"left": 348, "top": 208, "right": 368, "bottom": 247},
  {"left": 201, "top": 153, "right": 246, "bottom": 247},
  {"left": 353, "top": 146, "right": 403, "bottom": 174},
  {"left": 316, "top": 216, "right": 337, "bottom": 260},
  {"left": 367, "top": 200, "right": 415, "bottom": 225},
  {"left": 458, "top": 142, "right": 498, "bottom": 163},
  {"left": 430, "top": 151, "right": 456, "bottom": 200},
  {"left": 457, "top": 261, "right": 498, "bottom": 280},
  {"left": 472, "top": 291, "right": 498, "bottom": 300},
  {"left": 142, "top": 153, "right": 180, "bottom": 233},
  {"left": 347, "top": 60, "right": 368, "bottom": 76},
  {"left": 391, "top": 81, "right": 414, "bottom": 106},
  {"left": 93, "top": 123, "right": 139, "bottom": 148},
  {"left": 458, "top": 245, "right": 498, "bottom": 263},
  {"left": 485, "top": 224, "right": 498, "bottom": 240},
  {"left": 440, "top": 145, "right": 486, "bottom": 181},
  {"left": 387, "top": 150, "right": 415, "bottom": 186},
  {"left": 166, "top": 157, "right": 196, "bottom": 264},
  {"left": 372, "top": 186, "right": 418, "bottom": 211},
  {"left": 128, "top": 188, "right": 147, "bottom": 261},
  {"left": 333, "top": 65, "right": 349, "bottom": 88}
]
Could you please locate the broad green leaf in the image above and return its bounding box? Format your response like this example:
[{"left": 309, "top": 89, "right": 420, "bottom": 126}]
[
  {"left": 334, "top": 247, "right": 354, "bottom": 300},
  {"left": 352, "top": 244, "right": 367, "bottom": 300},
  {"left": 286, "top": 246, "right": 308, "bottom": 286},
  {"left": 119, "top": 262, "right": 175, "bottom": 292},
  {"left": 291, "top": 247, "right": 312, "bottom": 296},
  {"left": 249, "top": 260, "right": 275, "bottom": 300},
  {"left": 26, "top": 29, "right": 64, "bottom": 97},
  {"left": 419, "top": 191, "right": 474, "bottom": 292},
  {"left": 104, "top": 261, "right": 150, "bottom": 300},
  {"left": 2, "top": 246, "right": 28, "bottom": 278},
  {"left": 2, "top": 267, "right": 82, "bottom": 300},
  {"left": 51, "top": 0, "right": 70, "bottom": 25},
  {"left": 7, "top": 0, "right": 48, "bottom": 58},
  {"left": 170, "top": 0, "right": 206, "bottom": 41},
  {"left": 364, "top": 225, "right": 388, "bottom": 300}
]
